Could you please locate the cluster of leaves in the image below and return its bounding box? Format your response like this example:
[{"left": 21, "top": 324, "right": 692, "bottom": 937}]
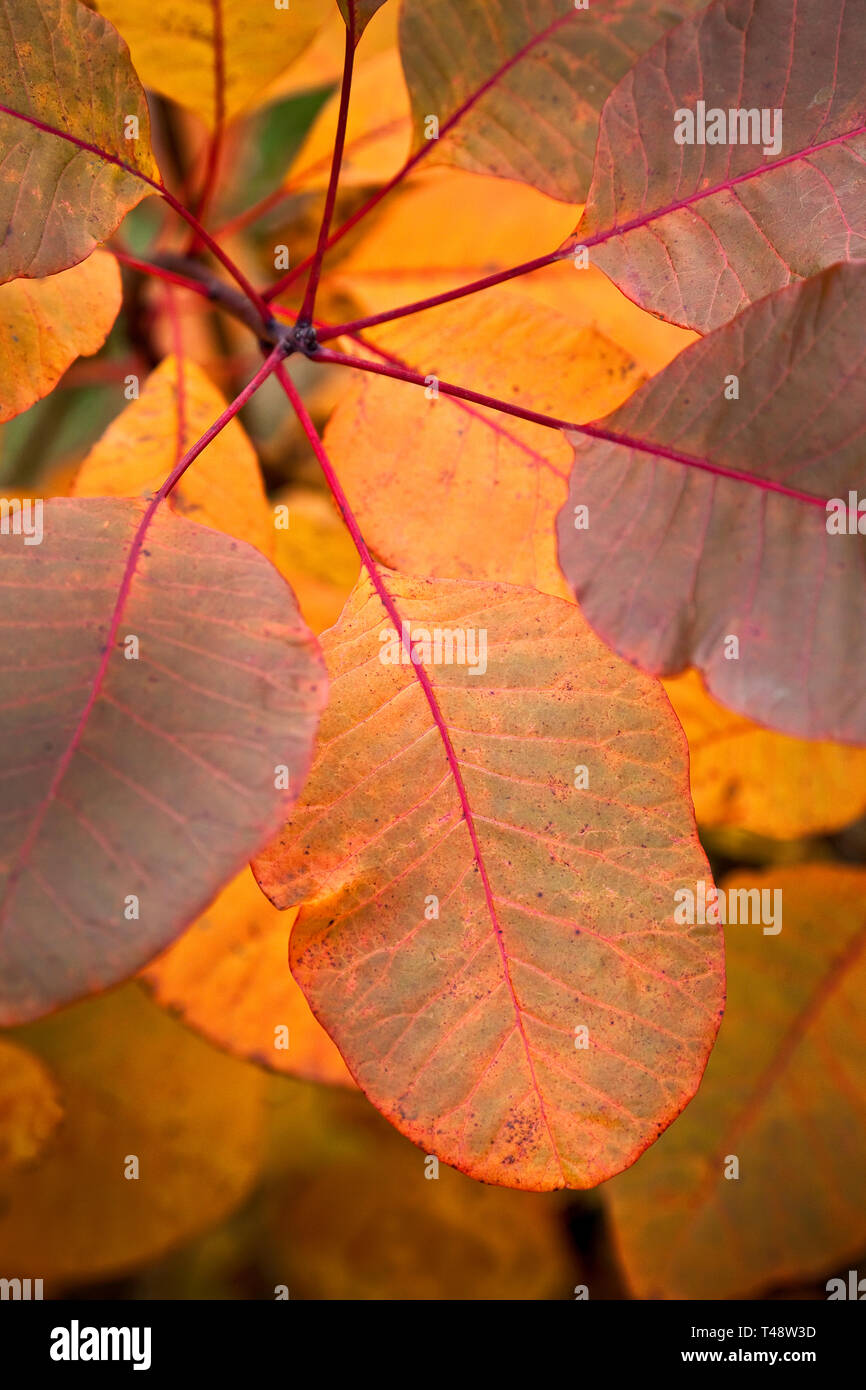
[{"left": 0, "top": 0, "right": 865, "bottom": 1298}]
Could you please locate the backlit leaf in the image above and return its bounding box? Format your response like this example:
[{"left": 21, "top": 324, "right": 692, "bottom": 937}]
[
  {"left": 574, "top": 0, "right": 866, "bottom": 331},
  {"left": 0, "top": 252, "right": 121, "bottom": 423},
  {"left": 324, "top": 290, "right": 644, "bottom": 597},
  {"left": 289, "top": 46, "right": 409, "bottom": 191},
  {"left": 0, "top": 984, "right": 265, "bottom": 1282},
  {"left": 333, "top": 166, "right": 696, "bottom": 375},
  {"left": 255, "top": 572, "right": 723, "bottom": 1191},
  {"left": 0, "top": 497, "right": 326, "bottom": 1024},
  {"left": 607, "top": 865, "right": 866, "bottom": 1299},
  {"left": 557, "top": 263, "right": 866, "bottom": 743},
  {"left": 0, "top": 0, "right": 158, "bottom": 281},
  {"left": 94, "top": 0, "right": 330, "bottom": 127},
  {"left": 399, "top": 0, "right": 700, "bottom": 203},
  {"left": 72, "top": 356, "right": 275, "bottom": 557}
]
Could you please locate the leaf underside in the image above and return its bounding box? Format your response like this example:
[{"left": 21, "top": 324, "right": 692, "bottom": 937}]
[
  {"left": 557, "top": 261, "right": 866, "bottom": 745},
  {"left": 0, "top": 498, "right": 326, "bottom": 1024},
  {"left": 576, "top": 0, "right": 866, "bottom": 331}
]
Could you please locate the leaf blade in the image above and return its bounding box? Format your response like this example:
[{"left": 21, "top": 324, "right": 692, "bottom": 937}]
[
  {"left": 556, "top": 262, "right": 866, "bottom": 743},
  {"left": 0, "top": 497, "right": 327, "bottom": 1024},
  {"left": 0, "top": 0, "right": 158, "bottom": 281},
  {"left": 399, "top": 0, "right": 701, "bottom": 202},
  {"left": 576, "top": 0, "right": 866, "bottom": 330},
  {"left": 255, "top": 572, "right": 723, "bottom": 1191}
]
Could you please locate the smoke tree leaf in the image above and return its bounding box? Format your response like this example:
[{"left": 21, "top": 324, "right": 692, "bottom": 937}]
[
  {"left": 93, "top": 0, "right": 331, "bottom": 128},
  {"left": 0, "top": 498, "right": 326, "bottom": 1025},
  {"left": 665, "top": 672, "right": 866, "bottom": 841},
  {"left": 254, "top": 572, "right": 723, "bottom": 1191},
  {"left": 574, "top": 0, "right": 866, "bottom": 331},
  {"left": 0, "top": 1039, "right": 62, "bottom": 1179},
  {"left": 0, "top": 252, "right": 121, "bottom": 422},
  {"left": 0, "top": 0, "right": 159, "bottom": 282},
  {"left": 398, "top": 0, "right": 701, "bottom": 203},
  {"left": 606, "top": 865, "right": 866, "bottom": 1299},
  {"left": 324, "top": 290, "right": 644, "bottom": 597},
  {"left": 557, "top": 262, "right": 866, "bottom": 744},
  {"left": 72, "top": 356, "right": 275, "bottom": 558}
]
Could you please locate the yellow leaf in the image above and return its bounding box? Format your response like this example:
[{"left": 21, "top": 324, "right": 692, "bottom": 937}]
[
  {"left": 0, "top": 985, "right": 265, "bottom": 1283},
  {"left": 0, "top": 253, "right": 121, "bottom": 423},
  {"left": 144, "top": 868, "right": 353, "bottom": 1088},
  {"left": 94, "top": 0, "right": 332, "bottom": 127},
  {"left": 666, "top": 671, "right": 866, "bottom": 839},
  {"left": 260, "top": 3, "right": 397, "bottom": 104},
  {"left": 72, "top": 355, "right": 273, "bottom": 556}
]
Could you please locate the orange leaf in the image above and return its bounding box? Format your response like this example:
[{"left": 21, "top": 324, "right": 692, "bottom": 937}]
[
  {"left": 0, "top": 1039, "right": 62, "bottom": 1179},
  {"left": 144, "top": 868, "right": 352, "bottom": 1087},
  {"left": 0, "top": 252, "right": 121, "bottom": 423},
  {"left": 332, "top": 167, "right": 697, "bottom": 374},
  {"left": 289, "top": 47, "right": 410, "bottom": 192},
  {"left": 255, "top": 572, "right": 723, "bottom": 1191},
  {"left": 72, "top": 356, "right": 274, "bottom": 557}
]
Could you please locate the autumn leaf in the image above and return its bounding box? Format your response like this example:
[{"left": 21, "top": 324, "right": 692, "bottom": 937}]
[
  {"left": 557, "top": 262, "right": 866, "bottom": 743},
  {"left": 606, "top": 864, "right": 866, "bottom": 1299},
  {"left": 574, "top": 0, "right": 866, "bottom": 331},
  {"left": 324, "top": 289, "right": 644, "bottom": 596},
  {"left": 93, "top": 0, "right": 330, "bottom": 128},
  {"left": 257, "top": 3, "right": 397, "bottom": 107},
  {"left": 0, "top": 0, "right": 158, "bottom": 281},
  {"left": 0, "top": 984, "right": 265, "bottom": 1283},
  {"left": 0, "top": 251, "right": 121, "bottom": 422},
  {"left": 254, "top": 572, "right": 723, "bottom": 1191},
  {"left": 0, "top": 497, "right": 326, "bottom": 1024},
  {"left": 271, "top": 484, "right": 360, "bottom": 635},
  {"left": 332, "top": 166, "right": 696, "bottom": 375},
  {"left": 666, "top": 672, "right": 866, "bottom": 841},
  {"left": 72, "top": 355, "right": 275, "bottom": 557},
  {"left": 143, "top": 867, "right": 352, "bottom": 1087},
  {"left": 0, "top": 1038, "right": 62, "bottom": 1179},
  {"left": 398, "top": 0, "right": 701, "bottom": 203}
]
